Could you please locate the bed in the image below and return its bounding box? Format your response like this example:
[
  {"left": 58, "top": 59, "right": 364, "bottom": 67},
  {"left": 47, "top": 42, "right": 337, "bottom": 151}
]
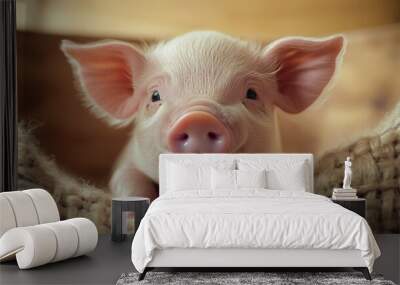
[{"left": 131, "top": 154, "right": 380, "bottom": 280}]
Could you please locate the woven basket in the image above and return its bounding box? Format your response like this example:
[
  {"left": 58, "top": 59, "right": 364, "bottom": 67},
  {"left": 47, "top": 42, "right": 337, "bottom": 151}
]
[{"left": 315, "top": 122, "right": 400, "bottom": 233}]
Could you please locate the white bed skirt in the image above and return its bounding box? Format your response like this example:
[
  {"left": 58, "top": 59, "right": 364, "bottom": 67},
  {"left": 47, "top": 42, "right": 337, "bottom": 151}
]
[{"left": 148, "top": 248, "right": 366, "bottom": 268}]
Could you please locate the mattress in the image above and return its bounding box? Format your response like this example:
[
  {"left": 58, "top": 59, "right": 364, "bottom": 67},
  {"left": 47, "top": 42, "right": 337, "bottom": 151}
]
[{"left": 131, "top": 189, "right": 380, "bottom": 273}]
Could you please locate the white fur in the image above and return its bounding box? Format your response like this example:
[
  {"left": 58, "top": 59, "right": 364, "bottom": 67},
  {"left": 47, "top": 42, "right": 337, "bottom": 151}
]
[{"left": 148, "top": 31, "right": 268, "bottom": 97}]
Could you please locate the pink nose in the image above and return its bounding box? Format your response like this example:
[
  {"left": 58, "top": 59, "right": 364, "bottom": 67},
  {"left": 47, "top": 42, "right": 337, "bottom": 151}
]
[{"left": 167, "top": 111, "right": 231, "bottom": 153}]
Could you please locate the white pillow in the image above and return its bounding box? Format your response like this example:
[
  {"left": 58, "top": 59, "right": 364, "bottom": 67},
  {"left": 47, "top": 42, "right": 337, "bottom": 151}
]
[
  {"left": 166, "top": 158, "right": 235, "bottom": 170},
  {"left": 266, "top": 167, "right": 307, "bottom": 191},
  {"left": 237, "top": 159, "right": 309, "bottom": 191},
  {"left": 211, "top": 169, "right": 267, "bottom": 190},
  {"left": 211, "top": 168, "right": 236, "bottom": 190},
  {"left": 167, "top": 162, "right": 211, "bottom": 191},
  {"left": 236, "top": 169, "right": 267, "bottom": 188},
  {"left": 166, "top": 159, "right": 236, "bottom": 192}
]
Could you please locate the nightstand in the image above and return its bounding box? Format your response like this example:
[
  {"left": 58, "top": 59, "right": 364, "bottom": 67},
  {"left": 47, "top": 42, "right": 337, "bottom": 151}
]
[
  {"left": 331, "top": 198, "right": 366, "bottom": 218},
  {"left": 112, "top": 197, "right": 150, "bottom": 241}
]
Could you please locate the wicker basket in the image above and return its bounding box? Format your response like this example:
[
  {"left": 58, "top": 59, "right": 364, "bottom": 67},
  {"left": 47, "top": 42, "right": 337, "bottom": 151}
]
[{"left": 315, "top": 124, "right": 400, "bottom": 233}]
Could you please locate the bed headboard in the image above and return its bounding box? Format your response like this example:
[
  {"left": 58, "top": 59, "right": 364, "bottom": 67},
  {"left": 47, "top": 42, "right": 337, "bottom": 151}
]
[{"left": 159, "top": 153, "right": 314, "bottom": 195}]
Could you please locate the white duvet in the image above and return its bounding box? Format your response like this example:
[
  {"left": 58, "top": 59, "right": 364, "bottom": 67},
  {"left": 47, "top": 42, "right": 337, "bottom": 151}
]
[{"left": 131, "top": 190, "right": 380, "bottom": 273}]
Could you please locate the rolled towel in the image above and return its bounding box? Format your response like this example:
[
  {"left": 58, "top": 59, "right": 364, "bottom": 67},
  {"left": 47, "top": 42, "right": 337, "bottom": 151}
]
[{"left": 0, "top": 218, "right": 98, "bottom": 269}]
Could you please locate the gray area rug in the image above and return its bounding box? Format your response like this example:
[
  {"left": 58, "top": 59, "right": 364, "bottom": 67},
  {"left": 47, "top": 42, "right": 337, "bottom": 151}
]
[{"left": 116, "top": 272, "right": 395, "bottom": 285}]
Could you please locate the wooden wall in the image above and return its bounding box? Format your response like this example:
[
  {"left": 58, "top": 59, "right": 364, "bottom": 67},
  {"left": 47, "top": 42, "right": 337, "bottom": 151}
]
[{"left": 17, "top": 0, "right": 400, "bottom": 41}]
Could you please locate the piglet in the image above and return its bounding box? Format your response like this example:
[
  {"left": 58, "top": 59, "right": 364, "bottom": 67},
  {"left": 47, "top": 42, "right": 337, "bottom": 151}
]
[{"left": 61, "top": 31, "right": 345, "bottom": 199}]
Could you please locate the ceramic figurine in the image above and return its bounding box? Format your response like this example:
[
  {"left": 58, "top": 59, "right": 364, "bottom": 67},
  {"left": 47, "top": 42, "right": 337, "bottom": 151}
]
[{"left": 343, "top": 157, "right": 352, "bottom": 189}]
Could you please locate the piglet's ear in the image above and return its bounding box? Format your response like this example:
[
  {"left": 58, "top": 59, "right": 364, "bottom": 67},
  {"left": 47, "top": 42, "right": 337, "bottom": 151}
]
[
  {"left": 263, "top": 36, "right": 345, "bottom": 113},
  {"left": 61, "top": 40, "right": 145, "bottom": 125}
]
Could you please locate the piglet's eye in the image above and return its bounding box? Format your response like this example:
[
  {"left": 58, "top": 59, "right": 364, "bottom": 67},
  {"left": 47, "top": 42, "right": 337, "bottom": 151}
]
[
  {"left": 151, "top": 90, "right": 161, "bottom": 102},
  {"left": 246, "top": 89, "right": 257, "bottom": 100}
]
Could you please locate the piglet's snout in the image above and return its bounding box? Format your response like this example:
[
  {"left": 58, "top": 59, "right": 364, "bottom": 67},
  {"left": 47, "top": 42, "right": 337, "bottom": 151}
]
[{"left": 167, "top": 111, "right": 231, "bottom": 153}]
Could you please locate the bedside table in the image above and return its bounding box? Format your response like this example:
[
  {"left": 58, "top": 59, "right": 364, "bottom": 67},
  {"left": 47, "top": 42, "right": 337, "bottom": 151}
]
[
  {"left": 112, "top": 197, "right": 150, "bottom": 241},
  {"left": 331, "top": 198, "right": 366, "bottom": 218}
]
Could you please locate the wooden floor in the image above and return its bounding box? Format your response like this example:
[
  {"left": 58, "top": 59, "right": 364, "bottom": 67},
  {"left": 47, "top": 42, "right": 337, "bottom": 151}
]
[{"left": 0, "top": 235, "right": 398, "bottom": 284}]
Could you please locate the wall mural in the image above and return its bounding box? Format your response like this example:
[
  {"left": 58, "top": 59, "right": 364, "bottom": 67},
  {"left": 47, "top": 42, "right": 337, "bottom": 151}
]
[{"left": 17, "top": 22, "right": 400, "bottom": 234}]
